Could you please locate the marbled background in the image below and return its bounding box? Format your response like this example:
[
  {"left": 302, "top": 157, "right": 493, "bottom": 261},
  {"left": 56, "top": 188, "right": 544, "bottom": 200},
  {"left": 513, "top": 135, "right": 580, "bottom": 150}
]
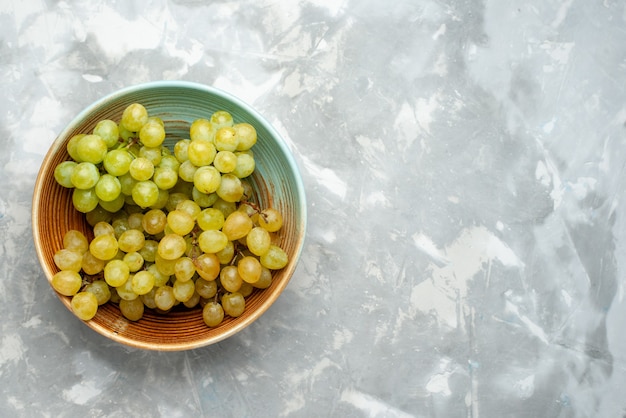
[{"left": 2, "top": 0, "right": 626, "bottom": 416}]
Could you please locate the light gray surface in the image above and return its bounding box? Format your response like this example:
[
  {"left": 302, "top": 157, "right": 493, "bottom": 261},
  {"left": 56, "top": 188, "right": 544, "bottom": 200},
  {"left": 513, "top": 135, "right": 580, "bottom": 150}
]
[{"left": 2, "top": 0, "right": 626, "bottom": 416}]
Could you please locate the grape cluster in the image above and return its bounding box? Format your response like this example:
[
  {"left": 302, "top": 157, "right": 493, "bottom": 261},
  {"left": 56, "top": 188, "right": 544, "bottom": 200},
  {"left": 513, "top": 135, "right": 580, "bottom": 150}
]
[{"left": 51, "top": 103, "right": 288, "bottom": 327}]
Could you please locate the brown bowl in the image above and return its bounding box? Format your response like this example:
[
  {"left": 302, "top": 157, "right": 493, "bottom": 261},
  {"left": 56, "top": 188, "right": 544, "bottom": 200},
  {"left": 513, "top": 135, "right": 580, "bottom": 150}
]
[{"left": 32, "top": 81, "right": 307, "bottom": 351}]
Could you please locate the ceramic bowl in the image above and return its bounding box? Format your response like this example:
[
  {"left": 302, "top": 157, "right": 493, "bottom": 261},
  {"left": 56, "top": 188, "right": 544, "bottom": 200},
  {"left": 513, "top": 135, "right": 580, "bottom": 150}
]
[{"left": 32, "top": 81, "right": 306, "bottom": 351}]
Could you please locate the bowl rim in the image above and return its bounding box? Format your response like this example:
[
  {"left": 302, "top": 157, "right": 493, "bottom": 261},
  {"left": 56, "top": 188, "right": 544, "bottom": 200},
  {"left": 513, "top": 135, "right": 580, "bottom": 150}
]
[{"left": 32, "top": 80, "right": 307, "bottom": 351}]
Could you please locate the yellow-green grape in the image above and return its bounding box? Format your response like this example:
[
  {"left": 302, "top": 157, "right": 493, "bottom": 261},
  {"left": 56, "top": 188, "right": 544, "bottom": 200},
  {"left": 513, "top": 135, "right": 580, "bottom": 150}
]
[
  {"left": 139, "top": 146, "right": 163, "bottom": 166},
  {"left": 239, "top": 281, "right": 254, "bottom": 297},
  {"left": 67, "top": 134, "right": 86, "bottom": 162},
  {"left": 221, "top": 292, "right": 245, "bottom": 317},
  {"left": 104, "top": 259, "right": 130, "bottom": 287},
  {"left": 183, "top": 291, "right": 201, "bottom": 309},
  {"left": 123, "top": 251, "right": 144, "bottom": 272},
  {"left": 234, "top": 122, "right": 257, "bottom": 151},
  {"left": 173, "top": 279, "right": 195, "bottom": 302},
  {"left": 176, "top": 199, "right": 201, "bottom": 219},
  {"left": 232, "top": 152, "right": 255, "bottom": 178},
  {"left": 216, "top": 173, "right": 244, "bottom": 203},
  {"left": 89, "top": 232, "right": 118, "bottom": 261},
  {"left": 53, "top": 249, "right": 84, "bottom": 272},
  {"left": 127, "top": 212, "right": 144, "bottom": 231},
  {"left": 214, "top": 126, "right": 238, "bottom": 152},
  {"left": 165, "top": 192, "right": 188, "bottom": 213},
  {"left": 213, "top": 151, "right": 237, "bottom": 173},
  {"left": 153, "top": 167, "right": 178, "bottom": 190},
  {"left": 93, "top": 221, "right": 115, "bottom": 237},
  {"left": 178, "top": 160, "right": 198, "bottom": 182},
  {"left": 119, "top": 298, "right": 144, "bottom": 321},
  {"left": 210, "top": 110, "right": 234, "bottom": 129},
  {"left": 154, "top": 285, "right": 176, "bottom": 311},
  {"left": 237, "top": 256, "right": 262, "bottom": 284},
  {"left": 150, "top": 188, "right": 169, "bottom": 210},
  {"left": 118, "top": 229, "right": 145, "bottom": 253},
  {"left": 215, "top": 241, "right": 235, "bottom": 264},
  {"left": 70, "top": 162, "right": 100, "bottom": 189},
  {"left": 129, "top": 157, "right": 154, "bottom": 182},
  {"left": 157, "top": 234, "right": 187, "bottom": 260},
  {"left": 99, "top": 194, "right": 125, "bottom": 213},
  {"left": 259, "top": 208, "right": 283, "bottom": 232},
  {"left": 93, "top": 119, "right": 120, "bottom": 148},
  {"left": 140, "top": 288, "right": 157, "bottom": 309},
  {"left": 139, "top": 239, "right": 159, "bottom": 263},
  {"left": 155, "top": 253, "right": 178, "bottom": 276},
  {"left": 194, "top": 253, "right": 220, "bottom": 281},
  {"left": 148, "top": 116, "right": 164, "bottom": 126},
  {"left": 147, "top": 263, "right": 170, "bottom": 287},
  {"left": 118, "top": 121, "right": 134, "bottom": 141},
  {"left": 222, "top": 211, "right": 253, "bottom": 241},
  {"left": 196, "top": 208, "right": 224, "bottom": 231},
  {"left": 197, "top": 230, "right": 228, "bottom": 253},
  {"left": 139, "top": 120, "right": 165, "bottom": 147},
  {"left": 253, "top": 267, "right": 273, "bottom": 289},
  {"left": 112, "top": 217, "right": 130, "bottom": 238},
  {"left": 82, "top": 251, "right": 105, "bottom": 275},
  {"left": 202, "top": 301, "right": 224, "bottom": 327},
  {"left": 220, "top": 265, "right": 242, "bottom": 292},
  {"left": 54, "top": 161, "right": 77, "bottom": 188},
  {"left": 246, "top": 227, "right": 271, "bottom": 256},
  {"left": 192, "top": 187, "right": 218, "bottom": 208},
  {"left": 103, "top": 149, "right": 133, "bottom": 176},
  {"left": 193, "top": 166, "right": 221, "bottom": 194},
  {"left": 71, "top": 292, "right": 99, "bottom": 321},
  {"left": 76, "top": 134, "right": 108, "bottom": 164},
  {"left": 141, "top": 209, "right": 167, "bottom": 235},
  {"left": 85, "top": 205, "right": 113, "bottom": 226},
  {"left": 63, "top": 230, "right": 89, "bottom": 253},
  {"left": 132, "top": 180, "right": 159, "bottom": 208},
  {"left": 84, "top": 280, "right": 111, "bottom": 305},
  {"left": 121, "top": 103, "right": 149, "bottom": 132},
  {"left": 116, "top": 276, "right": 139, "bottom": 301},
  {"left": 260, "top": 245, "right": 289, "bottom": 270},
  {"left": 118, "top": 172, "right": 138, "bottom": 196},
  {"left": 174, "top": 139, "right": 190, "bottom": 162},
  {"left": 95, "top": 174, "right": 122, "bottom": 202},
  {"left": 190, "top": 118, "right": 217, "bottom": 142},
  {"left": 194, "top": 278, "right": 216, "bottom": 299},
  {"left": 164, "top": 209, "right": 193, "bottom": 235},
  {"left": 131, "top": 270, "right": 156, "bottom": 295},
  {"left": 159, "top": 154, "right": 180, "bottom": 171},
  {"left": 51, "top": 270, "right": 82, "bottom": 296},
  {"left": 212, "top": 198, "right": 237, "bottom": 218},
  {"left": 174, "top": 257, "right": 196, "bottom": 282},
  {"left": 188, "top": 140, "right": 216, "bottom": 167}
]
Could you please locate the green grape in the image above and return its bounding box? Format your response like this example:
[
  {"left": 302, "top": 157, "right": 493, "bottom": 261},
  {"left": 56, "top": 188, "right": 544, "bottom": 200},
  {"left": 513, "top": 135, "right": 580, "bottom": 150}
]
[
  {"left": 147, "top": 263, "right": 170, "bottom": 287},
  {"left": 153, "top": 167, "right": 178, "bottom": 190},
  {"left": 213, "top": 151, "right": 237, "bottom": 173},
  {"left": 178, "top": 160, "right": 198, "bottom": 182},
  {"left": 139, "top": 239, "right": 159, "bottom": 262},
  {"left": 103, "top": 149, "right": 132, "bottom": 176},
  {"left": 53, "top": 249, "right": 84, "bottom": 272},
  {"left": 246, "top": 227, "right": 271, "bottom": 256},
  {"left": 93, "top": 221, "right": 115, "bottom": 237},
  {"left": 99, "top": 194, "right": 125, "bottom": 213},
  {"left": 67, "top": 134, "right": 86, "bottom": 162},
  {"left": 82, "top": 251, "right": 105, "bottom": 275},
  {"left": 119, "top": 298, "right": 144, "bottom": 321},
  {"left": 194, "top": 253, "right": 220, "bottom": 281},
  {"left": 118, "top": 121, "right": 135, "bottom": 141},
  {"left": 118, "top": 229, "right": 145, "bottom": 253},
  {"left": 212, "top": 198, "right": 237, "bottom": 218},
  {"left": 237, "top": 256, "right": 262, "bottom": 284},
  {"left": 165, "top": 192, "right": 189, "bottom": 212},
  {"left": 196, "top": 208, "right": 224, "bottom": 231},
  {"left": 51, "top": 270, "right": 82, "bottom": 296},
  {"left": 116, "top": 276, "right": 139, "bottom": 301},
  {"left": 139, "top": 145, "right": 163, "bottom": 166},
  {"left": 89, "top": 233, "right": 119, "bottom": 260},
  {"left": 95, "top": 174, "right": 122, "bottom": 202},
  {"left": 54, "top": 161, "right": 77, "bottom": 188},
  {"left": 118, "top": 172, "right": 138, "bottom": 196},
  {"left": 216, "top": 173, "right": 244, "bottom": 203},
  {"left": 259, "top": 208, "right": 283, "bottom": 232},
  {"left": 221, "top": 292, "right": 245, "bottom": 317},
  {"left": 85, "top": 205, "right": 113, "bottom": 226},
  {"left": 70, "top": 162, "right": 100, "bottom": 190},
  {"left": 260, "top": 245, "right": 289, "bottom": 270},
  {"left": 132, "top": 180, "right": 159, "bottom": 208},
  {"left": 166, "top": 209, "right": 195, "bottom": 236},
  {"left": 190, "top": 118, "right": 216, "bottom": 142},
  {"left": 176, "top": 199, "right": 201, "bottom": 219},
  {"left": 76, "top": 134, "right": 108, "bottom": 164},
  {"left": 183, "top": 291, "right": 201, "bottom": 309},
  {"left": 202, "top": 301, "right": 224, "bottom": 327},
  {"left": 174, "top": 139, "right": 190, "bottom": 162},
  {"left": 72, "top": 188, "right": 99, "bottom": 213},
  {"left": 174, "top": 257, "right": 196, "bottom": 282},
  {"left": 84, "top": 280, "right": 111, "bottom": 305},
  {"left": 123, "top": 251, "right": 144, "bottom": 272},
  {"left": 159, "top": 154, "right": 180, "bottom": 171},
  {"left": 172, "top": 279, "right": 195, "bottom": 302},
  {"left": 187, "top": 140, "right": 216, "bottom": 167},
  {"left": 157, "top": 234, "right": 187, "bottom": 260},
  {"left": 215, "top": 240, "right": 235, "bottom": 264},
  {"left": 93, "top": 119, "right": 120, "bottom": 148},
  {"left": 220, "top": 265, "right": 242, "bottom": 293},
  {"left": 112, "top": 217, "right": 130, "bottom": 238},
  {"left": 214, "top": 126, "right": 238, "bottom": 152},
  {"left": 104, "top": 259, "right": 130, "bottom": 287},
  {"left": 121, "top": 103, "right": 149, "bottom": 132},
  {"left": 127, "top": 212, "right": 144, "bottom": 231},
  {"left": 63, "top": 230, "right": 89, "bottom": 253},
  {"left": 193, "top": 166, "right": 221, "bottom": 194},
  {"left": 150, "top": 188, "right": 169, "bottom": 210},
  {"left": 192, "top": 187, "right": 218, "bottom": 208},
  {"left": 210, "top": 110, "right": 234, "bottom": 129},
  {"left": 234, "top": 122, "right": 257, "bottom": 151},
  {"left": 154, "top": 285, "right": 176, "bottom": 311},
  {"left": 140, "top": 288, "right": 157, "bottom": 309},
  {"left": 222, "top": 211, "right": 253, "bottom": 241},
  {"left": 148, "top": 116, "right": 164, "bottom": 126},
  {"left": 195, "top": 277, "right": 217, "bottom": 299},
  {"left": 131, "top": 270, "right": 156, "bottom": 295},
  {"left": 71, "top": 292, "right": 99, "bottom": 320},
  {"left": 129, "top": 157, "right": 154, "bottom": 181},
  {"left": 155, "top": 253, "right": 178, "bottom": 276},
  {"left": 252, "top": 267, "right": 272, "bottom": 289},
  {"left": 232, "top": 152, "right": 255, "bottom": 178},
  {"left": 139, "top": 120, "right": 166, "bottom": 147},
  {"left": 197, "top": 230, "right": 228, "bottom": 253}
]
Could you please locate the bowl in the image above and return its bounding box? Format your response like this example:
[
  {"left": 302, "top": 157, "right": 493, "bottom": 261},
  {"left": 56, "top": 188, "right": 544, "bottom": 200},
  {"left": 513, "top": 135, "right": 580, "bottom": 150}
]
[{"left": 32, "top": 81, "right": 307, "bottom": 351}]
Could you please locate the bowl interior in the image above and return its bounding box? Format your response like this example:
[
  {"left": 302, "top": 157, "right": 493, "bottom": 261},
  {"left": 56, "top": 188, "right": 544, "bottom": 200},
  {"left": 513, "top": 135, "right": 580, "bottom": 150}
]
[{"left": 32, "top": 81, "right": 306, "bottom": 351}]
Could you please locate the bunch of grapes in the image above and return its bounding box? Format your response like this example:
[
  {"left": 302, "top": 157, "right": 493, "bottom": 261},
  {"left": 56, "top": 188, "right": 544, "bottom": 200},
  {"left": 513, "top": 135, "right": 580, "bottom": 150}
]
[{"left": 51, "top": 103, "right": 288, "bottom": 328}]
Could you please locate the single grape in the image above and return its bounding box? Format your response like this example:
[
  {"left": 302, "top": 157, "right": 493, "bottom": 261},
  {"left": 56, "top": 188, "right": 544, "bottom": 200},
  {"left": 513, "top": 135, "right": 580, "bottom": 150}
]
[
  {"left": 260, "top": 245, "right": 289, "bottom": 270},
  {"left": 82, "top": 251, "right": 105, "bottom": 275},
  {"left": 118, "top": 172, "right": 138, "bottom": 196},
  {"left": 139, "top": 146, "right": 163, "bottom": 166},
  {"left": 220, "top": 265, "right": 242, "bottom": 293},
  {"left": 213, "top": 151, "right": 237, "bottom": 173},
  {"left": 174, "top": 139, "right": 191, "bottom": 162},
  {"left": 173, "top": 279, "right": 195, "bottom": 302},
  {"left": 99, "top": 194, "right": 125, "bottom": 213},
  {"left": 166, "top": 209, "right": 195, "bottom": 236},
  {"left": 54, "top": 161, "right": 77, "bottom": 188},
  {"left": 150, "top": 188, "right": 169, "bottom": 210},
  {"left": 72, "top": 188, "right": 99, "bottom": 213},
  {"left": 210, "top": 110, "right": 234, "bottom": 129},
  {"left": 119, "top": 298, "right": 144, "bottom": 321},
  {"left": 154, "top": 286, "right": 176, "bottom": 311},
  {"left": 237, "top": 256, "right": 262, "bottom": 284},
  {"left": 215, "top": 241, "right": 235, "bottom": 264},
  {"left": 216, "top": 173, "right": 244, "bottom": 203},
  {"left": 63, "top": 230, "right": 89, "bottom": 253},
  {"left": 53, "top": 249, "right": 84, "bottom": 272},
  {"left": 70, "top": 162, "right": 100, "bottom": 189},
  {"left": 129, "top": 157, "right": 154, "bottom": 181},
  {"left": 116, "top": 276, "right": 139, "bottom": 301},
  {"left": 131, "top": 270, "right": 156, "bottom": 295},
  {"left": 232, "top": 152, "right": 255, "bottom": 178},
  {"left": 221, "top": 292, "right": 245, "bottom": 317},
  {"left": 188, "top": 140, "right": 216, "bottom": 167},
  {"left": 104, "top": 259, "right": 130, "bottom": 287},
  {"left": 183, "top": 291, "right": 201, "bottom": 309},
  {"left": 132, "top": 180, "right": 159, "bottom": 208},
  {"left": 123, "top": 251, "right": 144, "bottom": 272},
  {"left": 51, "top": 270, "right": 82, "bottom": 296},
  {"left": 121, "top": 103, "right": 148, "bottom": 132},
  {"left": 67, "top": 134, "right": 86, "bottom": 162},
  {"left": 214, "top": 126, "right": 238, "bottom": 152},
  {"left": 139, "top": 120, "right": 166, "bottom": 147},
  {"left": 118, "top": 229, "right": 145, "bottom": 253},
  {"left": 139, "top": 239, "right": 159, "bottom": 262},
  {"left": 93, "top": 119, "right": 120, "bottom": 148},
  {"left": 212, "top": 198, "right": 237, "bottom": 218},
  {"left": 178, "top": 160, "right": 198, "bottom": 182},
  {"left": 246, "top": 227, "right": 271, "bottom": 256},
  {"left": 84, "top": 280, "right": 112, "bottom": 305},
  {"left": 196, "top": 208, "right": 224, "bottom": 231},
  {"left": 222, "top": 210, "right": 253, "bottom": 241},
  {"left": 157, "top": 234, "right": 187, "bottom": 260},
  {"left": 154, "top": 253, "right": 178, "bottom": 276},
  {"left": 259, "top": 208, "right": 283, "bottom": 232},
  {"left": 140, "top": 288, "right": 157, "bottom": 309},
  {"left": 193, "top": 166, "right": 221, "bottom": 194},
  {"left": 93, "top": 221, "right": 115, "bottom": 237},
  {"left": 192, "top": 187, "right": 218, "bottom": 208},
  {"left": 76, "top": 134, "right": 108, "bottom": 164},
  {"left": 159, "top": 154, "right": 180, "bottom": 171},
  {"left": 174, "top": 256, "right": 196, "bottom": 282},
  {"left": 190, "top": 118, "right": 217, "bottom": 142},
  {"left": 71, "top": 292, "right": 99, "bottom": 321},
  {"left": 194, "top": 253, "right": 220, "bottom": 281},
  {"left": 252, "top": 267, "right": 273, "bottom": 289},
  {"left": 90, "top": 233, "right": 119, "bottom": 260},
  {"left": 202, "top": 301, "right": 224, "bottom": 327},
  {"left": 95, "top": 174, "right": 122, "bottom": 202},
  {"left": 234, "top": 122, "right": 257, "bottom": 151}
]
